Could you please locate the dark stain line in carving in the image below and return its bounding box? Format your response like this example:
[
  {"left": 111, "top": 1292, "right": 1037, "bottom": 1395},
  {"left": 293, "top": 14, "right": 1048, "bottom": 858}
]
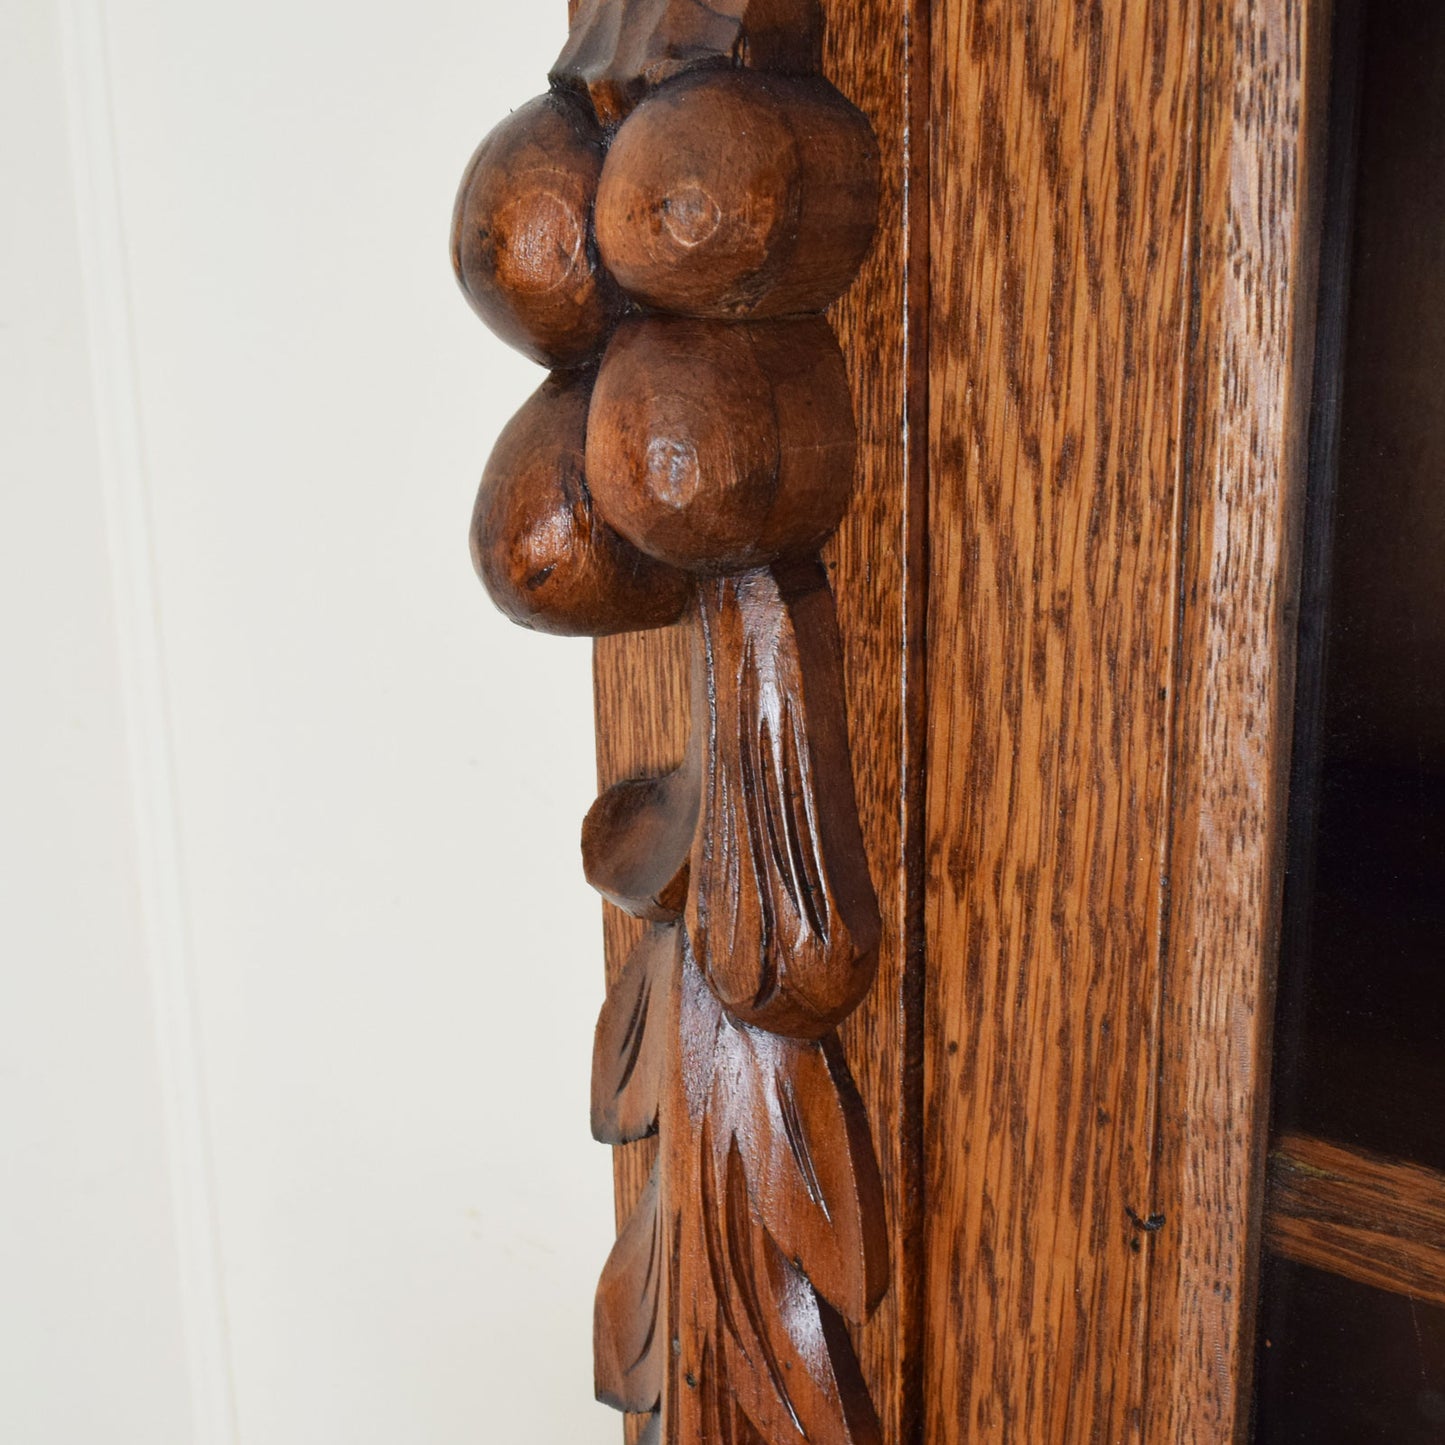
[
  {"left": 779, "top": 1069, "right": 830, "bottom": 1218},
  {"left": 724, "top": 1142, "right": 808, "bottom": 1437},
  {"left": 615, "top": 952, "right": 655, "bottom": 1095}
]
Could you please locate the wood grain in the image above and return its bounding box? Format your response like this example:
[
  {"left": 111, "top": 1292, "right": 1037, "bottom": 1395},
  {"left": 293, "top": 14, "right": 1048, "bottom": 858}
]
[
  {"left": 1265, "top": 1134, "right": 1445, "bottom": 1310},
  {"left": 924, "top": 1, "right": 1327, "bottom": 1441},
  {"left": 924, "top": 5, "right": 1197, "bottom": 1439},
  {"left": 583, "top": 0, "right": 1329, "bottom": 1436}
]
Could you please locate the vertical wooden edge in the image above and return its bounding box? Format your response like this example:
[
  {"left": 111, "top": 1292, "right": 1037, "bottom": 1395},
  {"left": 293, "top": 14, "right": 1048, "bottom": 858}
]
[
  {"left": 821, "top": 0, "right": 929, "bottom": 1432},
  {"left": 1145, "top": 0, "right": 1335, "bottom": 1438}
]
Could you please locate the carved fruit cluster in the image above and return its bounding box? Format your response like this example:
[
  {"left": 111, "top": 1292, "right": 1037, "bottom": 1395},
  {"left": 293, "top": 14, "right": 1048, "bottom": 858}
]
[{"left": 452, "top": 67, "right": 881, "bottom": 624}]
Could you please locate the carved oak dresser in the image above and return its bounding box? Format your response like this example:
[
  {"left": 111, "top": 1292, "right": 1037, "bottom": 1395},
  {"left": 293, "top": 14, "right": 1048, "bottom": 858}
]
[{"left": 449, "top": 0, "right": 1445, "bottom": 1439}]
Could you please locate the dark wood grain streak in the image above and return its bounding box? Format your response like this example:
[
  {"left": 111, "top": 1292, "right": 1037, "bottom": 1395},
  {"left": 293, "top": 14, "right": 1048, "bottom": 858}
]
[
  {"left": 1265, "top": 1134, "right": 1445, "bottom": 1311},
  {"left": 895, "top": 2, "right": 931, "bottom": 1441}
]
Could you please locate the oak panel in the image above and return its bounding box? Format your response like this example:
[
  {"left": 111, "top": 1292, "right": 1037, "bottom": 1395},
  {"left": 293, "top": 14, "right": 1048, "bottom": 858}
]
[
  {"left": 924, "top": 4, "right": 1198, "bottom": 1439},
  {"left": 1144, "top": 3, "right": 1331, "bottom": 1438},
  {"left": 924, "top": 0, "right": 1327, "bottom": 1440}
]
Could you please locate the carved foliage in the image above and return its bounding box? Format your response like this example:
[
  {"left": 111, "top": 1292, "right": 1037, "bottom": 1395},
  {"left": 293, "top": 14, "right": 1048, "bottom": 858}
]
[
  {"left": 452, "top": 2, "right": 883, "bottom": 1438},
  {"left": 593, "top": 925, "right": 886, "bottom": 1443}
]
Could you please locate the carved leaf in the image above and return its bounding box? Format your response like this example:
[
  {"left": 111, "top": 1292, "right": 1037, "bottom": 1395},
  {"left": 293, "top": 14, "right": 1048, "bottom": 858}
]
[
  {"left": 711, "top": 1022, "right": 888, "bottom": 1323},
  {"left": 689, "top": 564, "right": 881, "bottom": 1038},
  {"left": 650, "top": 937, "right": 881, "bottom": 1443},
  {"left": 594, "top": 1168, "right": 665, "bottom": 1414},
  {"left": 591, "top": 924, "right": 677, "bottom": 1144}
]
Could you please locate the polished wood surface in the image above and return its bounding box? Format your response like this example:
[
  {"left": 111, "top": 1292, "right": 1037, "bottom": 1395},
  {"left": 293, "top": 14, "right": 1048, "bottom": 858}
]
[
  {"left": 595, "top": 70, "right": 879, "bottom": 321},
  {"left": 924, "top": 7, "right": 1196, "bottom": 1436},
  {"left": 1142, "top": 5, "right": 1331, "bottom": 1440},
  {"left": 923, "top": 1, "right": 1328, "bottom": 1441},
  {"left": 470, "top": 371, "right": 692, "bottom": 637},
  {"left": 1265, "top": 1135, "right": 1445, "bottom": 1312},
  {"left": 587, "top": 316, "right": 858, "bottom": 573},
  {"left": 556, "top": 0, "right": 824, "bottom": 125}
]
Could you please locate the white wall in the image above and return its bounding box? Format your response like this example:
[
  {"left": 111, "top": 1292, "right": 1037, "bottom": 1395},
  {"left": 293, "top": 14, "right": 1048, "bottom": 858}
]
[{"left": 1, "top": 3, "right": 619, "bottom": 1441}]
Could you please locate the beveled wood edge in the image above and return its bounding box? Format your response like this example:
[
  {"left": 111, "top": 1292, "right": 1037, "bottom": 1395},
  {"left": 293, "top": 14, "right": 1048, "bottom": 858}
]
[
  {"left": 1264, "top": 1133, "right": 1445, "bottom": 1310},
  {"left": 1142, "top": 1, "right": 1336, "bottom": 1439}
]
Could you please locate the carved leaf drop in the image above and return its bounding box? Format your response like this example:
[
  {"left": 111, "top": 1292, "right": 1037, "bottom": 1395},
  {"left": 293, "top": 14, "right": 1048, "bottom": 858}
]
[
  {"left": 459, "top": 0, "right": 886, "bottom": 1435},
  {"left": 595, "top": 1167, "right": 666, "bottom": 1414},
  {"left": 688, "top": 566, "right": 881, "bottom": 1038}
]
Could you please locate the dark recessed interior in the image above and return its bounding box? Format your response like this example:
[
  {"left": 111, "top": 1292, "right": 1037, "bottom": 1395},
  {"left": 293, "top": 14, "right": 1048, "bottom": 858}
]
[{"left": 1256, "top": 0, "right": 1445, "bottom": 1435}]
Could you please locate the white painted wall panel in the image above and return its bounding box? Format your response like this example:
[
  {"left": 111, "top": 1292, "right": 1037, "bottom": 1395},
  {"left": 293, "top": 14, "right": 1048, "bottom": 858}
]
[
  {"left": 6, "top": 1, "right": 623, "bottom": 1440},
  {"left": 93, "top": 2, "right": 618, "bottom": 1441},
  {"left": 0, "top": 3, "right": 192, "bottom": 1440}
]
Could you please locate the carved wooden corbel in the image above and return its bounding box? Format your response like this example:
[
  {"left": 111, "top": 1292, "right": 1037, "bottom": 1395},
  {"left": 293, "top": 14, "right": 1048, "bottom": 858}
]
[{"left": 453, "top": 4, "right": 885, "bottom": 1437}]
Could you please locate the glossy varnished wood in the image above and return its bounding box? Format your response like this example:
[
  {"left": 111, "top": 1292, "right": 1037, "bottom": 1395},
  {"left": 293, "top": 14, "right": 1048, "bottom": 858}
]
[
  {"left": 471, "top": 371, "right": 692, "bottom": 637},
  {"left": 456, "top": 0, "right": 1333, "bottom": 1434},
  {"left": 555, "top": 0, "right": 824, "bottom": 125},
  {"left": 451, "top": 92, "right": 620, "bottom": 369},
  {"left": 924, "top": 1, "right": 1328, "bottom": 1441},
  {"left": 595, "top": 70, "right": 880, "bottom": 320},
  {"left": 1265, "top": 1134, "right": 1445, "bottom": 1310}
]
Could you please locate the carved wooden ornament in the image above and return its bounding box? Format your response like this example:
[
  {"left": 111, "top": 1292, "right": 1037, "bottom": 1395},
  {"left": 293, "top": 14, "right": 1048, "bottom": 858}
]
[{"left": 453, "top": 4, "right": 884, "bottom": 1438}]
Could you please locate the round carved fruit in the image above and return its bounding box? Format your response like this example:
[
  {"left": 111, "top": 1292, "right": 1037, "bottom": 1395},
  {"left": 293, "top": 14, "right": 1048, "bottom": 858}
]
[
  {"left": 451, "top": 92, "right": 621, "bottom": 368},
  {"left": 585, "top": 316, "right": 857, "bottom": 574},
  {"left": 594, "top": 70, "right": 880, "bottom": 319},
  {"left": 472, "top": 372, "right": 692, "bottom": 636}
]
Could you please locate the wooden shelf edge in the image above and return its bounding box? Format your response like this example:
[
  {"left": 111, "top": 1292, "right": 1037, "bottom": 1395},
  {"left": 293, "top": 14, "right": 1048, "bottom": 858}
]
[{"left": 1265, "top": 1132, "right": 1445, "bottom": 1309}]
